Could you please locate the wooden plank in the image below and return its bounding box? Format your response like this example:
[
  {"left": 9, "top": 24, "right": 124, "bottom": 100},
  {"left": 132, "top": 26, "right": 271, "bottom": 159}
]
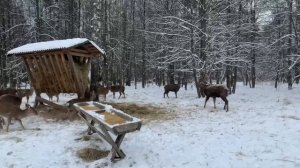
[
  {"left": 111, "top": 134, "right": 126, "bottom": 161},
  {"left": 56, "top": 53, "right": 70, "bottom": 92},
  {"left": 18, "top": 51, "right": 63, "bottom": 57},
  {"left": 27, "top": 56, "right": 42, "bottom": 93},
  {"left": 22, "top": 56, "right": 37, "bottom": 90},
  {"left": 82, "top": 44, "right": 97, "bottom": 55},
  {"left": 53, "top": 54, "right": 69, "bottom": 92},
  {"left": 67, "top": 53, "right": 85, "bottom": 97},
  {"left": 48, "top": 54, "right": 64, "bottom": 93},
  {"left": 35, "top": 96, "right": 69, "bottom": 111},
  {"left": 59, "top": 53, "right": 77, "bottom": 93},
  {"left": 70, "top": 48, "right": 90, "bottom": 54},
  {"left": 40, "top": 54, "right": 58, "bottom": 94},
  {"left": 32, "top": 55, "right": 50, "bottom": 93},
  {"left": 69, "top": 51, "right": 93, "bottom": 57}
]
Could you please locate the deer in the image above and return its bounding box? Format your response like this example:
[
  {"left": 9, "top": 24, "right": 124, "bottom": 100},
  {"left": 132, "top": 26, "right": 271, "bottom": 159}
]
[
  {"left": 164, "top": 84, "right": 180, "bottom": 98},
  {"left": 17, "top": 87, "right": 34, "bottom": 103},
  {"left": 96, "top": 85, "right": 110, "bottom": 101},
  {"left": 0, "top": 94, "right": 38, "bottom": 132},
  {"left": 198, "top": 82, "right": 229, "bottom": 112},
  {"left": 0, "top": 88, "right": 17, "bottom": 96},
  {"left": 109, "top": 85, "right": 125, "bottom": 99},
  {"left": 46, "top": 92, "right": 60, "bottom": 102}
]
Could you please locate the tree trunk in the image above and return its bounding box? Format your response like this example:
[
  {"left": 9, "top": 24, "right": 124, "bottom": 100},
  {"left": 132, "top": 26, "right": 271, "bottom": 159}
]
[
  {"left": 250, "top": 0, "right": 256, "bottom": 88},
  {"left": 193, "top": 69, "right": 201, "bottom": 98},
  {"left": 232, "top": 67, "right": 237, "bottom": 94},
  {"left": 141, "top": 0, "right": 146, "bottom": 88},
  {"left": 199, "top": 0, "right": 207, "bottom": 63}
]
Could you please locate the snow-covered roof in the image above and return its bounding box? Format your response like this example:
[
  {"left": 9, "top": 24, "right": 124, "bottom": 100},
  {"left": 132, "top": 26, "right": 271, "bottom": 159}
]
[{"left": 7, "top": 38, "right": 105, "bottom": 55}]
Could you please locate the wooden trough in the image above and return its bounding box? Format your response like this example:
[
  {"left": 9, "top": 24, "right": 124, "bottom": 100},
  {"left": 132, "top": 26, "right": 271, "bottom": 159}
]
[
  {"left": 7, "top": 38, "right": 105, "bottom": 106},
  {"left": 73, "top": 101, "right": 142, "bottom": 161}
]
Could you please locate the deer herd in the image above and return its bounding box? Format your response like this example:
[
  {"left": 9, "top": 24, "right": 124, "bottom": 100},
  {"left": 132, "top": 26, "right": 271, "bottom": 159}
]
[
  {"left": 164, "top": 80, "right": 229, "bottom": 112},
  {"left": 0, "top": 79, "right": 229, "bottom": 132}
]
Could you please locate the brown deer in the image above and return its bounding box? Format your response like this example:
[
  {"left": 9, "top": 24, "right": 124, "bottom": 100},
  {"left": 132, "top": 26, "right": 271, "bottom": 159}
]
[
  {"left": 17, "top": 87, "right": 34, "bottom": 103},
  {"left": 164, "top": 84, "right": 180, "bottom": 98},
  {"left": 46, "top": 92, "right": 59, "bottom": 102},
  {"left": 96, "top": 85, "right": 110, "bottom": 101},
  {"left": 109, "top": 85, "right": 125, "bottom": 99},
  {"left": 0, "top": 88, "right": 17, "bottom": 96},
  {"left": 0, "top": 94, "right": 38, "bottom": 132},
  {"left": 198, "top": 82, "right": 229, "bottom": 112}
]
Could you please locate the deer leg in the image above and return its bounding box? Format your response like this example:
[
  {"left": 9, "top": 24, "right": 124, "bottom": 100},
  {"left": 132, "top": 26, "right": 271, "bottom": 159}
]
[
  {"left": 6, "top": 116, "right": 12, "bottom": 132},
  {"left": 0, "top": 117, "right": 5, "bottom": 125},
  {"left": 123, "top": 92, "right": 125, "bottom": 98},
  {"left": 17, "top": 119, "right": 25, "bottom": 130},
  {"left": 213, "top": 97, "right": 216, "bottom": 109},
  {"left": 175, "top": 91, "right": 178, "bottom": 98},
  {"left": 204, "top": 96, "right": 209, "bottom": 108},
  {"left": 118, "top": 92, "right": 121, "bottom": 99},
  {"left": 221, "top": 97, "right": 229, "bottom": 112},
  {"left": 0, "top": 117, "right": 4, "bottom": 129},
  {"left": 113, "top": 92, "right": 115, "bottom": 98}
]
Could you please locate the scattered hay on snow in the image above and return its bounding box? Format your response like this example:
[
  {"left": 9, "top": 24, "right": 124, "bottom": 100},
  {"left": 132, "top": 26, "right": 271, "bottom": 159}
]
[
  {"left": 77, "top": 148, "right": 109, "bottom": 161},
  {"left": 36, "top": 105, "right": 79, "bottom": 121}
]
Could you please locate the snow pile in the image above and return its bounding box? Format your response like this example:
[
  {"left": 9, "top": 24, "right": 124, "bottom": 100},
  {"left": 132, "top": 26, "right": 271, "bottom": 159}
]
[{"left": 0, "top": 82, "right": 299, "bottom": 168}]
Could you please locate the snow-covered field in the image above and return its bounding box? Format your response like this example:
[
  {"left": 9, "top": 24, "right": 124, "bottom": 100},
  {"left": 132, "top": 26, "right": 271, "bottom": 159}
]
[{"left": 0, "top": 82, "right": 299, "bottom": 168}]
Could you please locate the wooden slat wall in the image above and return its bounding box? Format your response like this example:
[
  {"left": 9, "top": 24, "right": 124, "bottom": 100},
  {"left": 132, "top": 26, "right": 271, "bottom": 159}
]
[
  {"left": 60, "top": 53, "right": 78, "bottom": 92},
  {"left": 32, "top": 55, "right": 50, "bottom": 93},
  {"left": 52, "top": 53, "right": 68, "bottom": 92},
  {"left": 67, "top": 53, "right": 85, "bottom": 97},
  {"left": 22, "top": 57, "right": 37, "bottom": 91},
  {"left": 20, "top": 48, "right": 102, "bottom": 96},
  {"left": 48, "top": 54, "right": 63, "bottom": 92}
]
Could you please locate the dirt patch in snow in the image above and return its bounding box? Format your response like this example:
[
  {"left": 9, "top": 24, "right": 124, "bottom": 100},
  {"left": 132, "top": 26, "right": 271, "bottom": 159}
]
[
  {"left": 35, "top": 105, "right": 80, "bottom": 121},
  {"left": 77, "top": 148, "right": 109, "bottom": 162}
]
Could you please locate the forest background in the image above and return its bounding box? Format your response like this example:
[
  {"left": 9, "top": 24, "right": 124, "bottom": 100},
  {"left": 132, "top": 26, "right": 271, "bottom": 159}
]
[{"left": 1, "top": 0, "right": 300, "bottom": 94}]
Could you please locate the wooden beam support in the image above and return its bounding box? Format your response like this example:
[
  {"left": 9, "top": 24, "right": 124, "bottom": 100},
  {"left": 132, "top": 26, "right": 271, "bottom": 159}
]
[
  {"left": 35, "top": 96, "right": 69, "bottom": 111},
  {"left": 70, "top": 48, "right": 90, "bottom": 54},
  {"left": 69, "top": 51, "right": 93, "bottom": 58}
]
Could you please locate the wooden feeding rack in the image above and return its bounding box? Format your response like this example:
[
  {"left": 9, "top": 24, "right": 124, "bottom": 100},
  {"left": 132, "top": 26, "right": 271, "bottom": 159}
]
[
  {"left": 7, "top": 38, "right": 105, "bottom": 105},
  {"left": 73, "top": 101, "right": 142, "bottom": 161}
]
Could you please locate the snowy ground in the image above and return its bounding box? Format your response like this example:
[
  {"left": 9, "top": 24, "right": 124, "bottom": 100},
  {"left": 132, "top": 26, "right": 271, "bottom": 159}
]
[{"left": 0, "top": 82, "right": 299, "bottom": 168}]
